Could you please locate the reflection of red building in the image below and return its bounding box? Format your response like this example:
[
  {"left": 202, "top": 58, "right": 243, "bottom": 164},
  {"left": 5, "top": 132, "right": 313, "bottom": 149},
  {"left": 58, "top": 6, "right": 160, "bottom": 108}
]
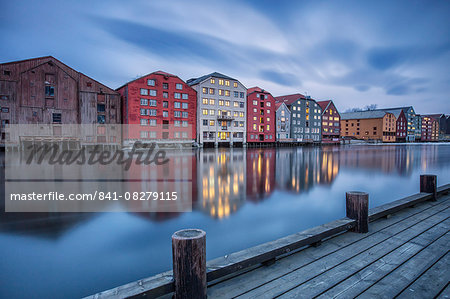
[
  {"left": 246, "top": 87, "right": 276, "bottom": 143},
  {"left": 246, "top": 149, "right": 276, "bottom": 201},
  {"left": 317, "top": 100, "right": 340, "bottom": 144},
  {"left": 117, "top": 71, "right": 197, "bottom": 146}
]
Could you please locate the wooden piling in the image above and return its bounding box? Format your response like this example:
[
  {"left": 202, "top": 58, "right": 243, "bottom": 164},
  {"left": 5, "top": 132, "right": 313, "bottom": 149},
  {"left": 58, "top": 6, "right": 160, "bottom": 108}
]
[
  {"left": 346, "top": 191, "right": 369, "bottom": 233},
  {"left": 420, "top": 174, "right": 437, "bottom": 201},
  {"left": 172, "top": 229, "right": 207, "bottom": 299}
]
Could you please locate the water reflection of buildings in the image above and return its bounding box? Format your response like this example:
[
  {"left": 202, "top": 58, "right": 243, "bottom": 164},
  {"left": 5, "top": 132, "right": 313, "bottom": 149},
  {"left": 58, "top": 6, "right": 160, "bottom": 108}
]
[
  {"left": 275, "top": 147, "right": 339, "bottom": 193},
  {"left": 196, "top": 148, "right": 246, "bottom": 219},
  {"left": 338, "top": 146, "right": 416, "bottom": 175},
  {"left": 246, "top": 149, "right": 276, "bottom": 201}
]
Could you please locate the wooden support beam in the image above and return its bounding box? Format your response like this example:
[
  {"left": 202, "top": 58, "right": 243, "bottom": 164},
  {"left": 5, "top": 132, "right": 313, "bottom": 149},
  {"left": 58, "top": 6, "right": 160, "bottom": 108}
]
[
  {"left": 172, "top": 229, "right": 207, "bottom": 299},
  {"left": 420, "top": 174, "right": 437, "bottom": 201},
  {"left": 346, "top": 191, "right": 369, "bottom": 233}
]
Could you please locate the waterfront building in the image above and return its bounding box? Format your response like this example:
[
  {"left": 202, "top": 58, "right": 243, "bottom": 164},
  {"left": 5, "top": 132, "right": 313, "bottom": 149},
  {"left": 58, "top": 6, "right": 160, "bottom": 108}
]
[
  {"left": 420, "top": 115, "right": 440, "bottom": 142},
  {"left": 187, "top": 72, "right": 247, "bottom": 147},
  {"left": 379, "top": 106, "right": 420, "bottom": 142},
  {"left": 376, "top": 108, "right": 408, "bottom": 142},
  {"left": 275, "top": 94, "right": 322, "bottom": 143},
  {"left": 0, "top": 56, "right": 121, "bottom": 146},
  {"left": 317, "top": 100, "right": 340, "bottom": 144},
  {"left": 275, "top": 102, "right": 291, "bottom": 141},
  {"left": 423, "top": 114, "right": 447, "bottom": 141},
  {"left": 246, "top": 87, "right": 275, "bottom": 143},
  {"left": 117, "top": 71, "right": 197, "bottom": 147},
  {"left": 340, "top": 110, "right": 397, "bottom": 142}
]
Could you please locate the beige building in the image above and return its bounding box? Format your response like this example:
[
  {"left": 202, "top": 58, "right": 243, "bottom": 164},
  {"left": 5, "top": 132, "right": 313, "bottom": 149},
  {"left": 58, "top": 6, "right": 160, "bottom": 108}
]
[
  {"left": 187, "top": 72, "right": 247, "bottom": 147},
  {"left": 341, "top": 110, "right": 396, "bottom": 142}
]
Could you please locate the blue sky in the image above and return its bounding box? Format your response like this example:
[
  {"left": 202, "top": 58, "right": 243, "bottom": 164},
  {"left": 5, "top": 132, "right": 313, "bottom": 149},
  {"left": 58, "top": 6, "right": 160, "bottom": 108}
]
[{"left": 1, "top": 0, "right": 449, "bottom": 113}]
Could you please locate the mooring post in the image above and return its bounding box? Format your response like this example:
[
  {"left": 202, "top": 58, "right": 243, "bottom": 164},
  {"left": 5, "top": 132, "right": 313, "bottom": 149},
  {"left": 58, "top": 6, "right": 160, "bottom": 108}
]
[
  {"left": 420, "top": 174, "right": 437, "bottom": 201},
  {"left": 346, "top": 191, "right": 369, "bottom": 233},
  {"left": 172, "top": 229, "right": 207, "bottom": 299}
]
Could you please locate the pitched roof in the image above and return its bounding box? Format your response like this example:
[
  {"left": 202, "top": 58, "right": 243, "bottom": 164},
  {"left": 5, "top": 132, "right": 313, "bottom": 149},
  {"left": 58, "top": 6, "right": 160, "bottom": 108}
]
[
  {"left": 317, "top": 100, "right": 331, "bottom": 111},
  {"left": 186, "top": 72, "right": 237, "bottom": 86},
  {"left": 376, "top": 106, "right": 414, "bottom": 114},
  {"left": 274, "top": 93, "right": 306, "bottom": 106},
  {"left": 116, "top": 70, "right": 179, "bottom": 90},
  {"left": 340, "top": 110, "right": 390, "bottom": 120}
]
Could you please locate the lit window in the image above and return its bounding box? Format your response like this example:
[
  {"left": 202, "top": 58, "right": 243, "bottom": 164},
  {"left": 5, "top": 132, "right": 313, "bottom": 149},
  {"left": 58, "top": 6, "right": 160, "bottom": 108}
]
[
  {"left": 202, "top": 109, "right": 208, "bottom": 115},
  {"left": 218, "top": 79, "right": 224, "bottom": 85},
  {"left": 210, "top": 78, "right": 215, "bottom": 84},
  {"left": 209, "top": 88, "right": 215, "bottom": 95},
  {"left": 209, "top": 99, "right": 215, "bottom": 105},
  {"left": 203, "top": 98, "right": 208, "bottom": 104},
  {"left": 233, "top": 82, "right": 238, "bottom": 88},
  {"left": 203, "top": 87, "right": 208, "bottom": 94}
]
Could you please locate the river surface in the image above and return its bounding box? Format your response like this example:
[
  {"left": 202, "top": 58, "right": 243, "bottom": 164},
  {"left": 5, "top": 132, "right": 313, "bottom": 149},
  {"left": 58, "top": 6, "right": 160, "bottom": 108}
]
[{"left": 1, "top": 144, "right": 450, "bottom": 298}]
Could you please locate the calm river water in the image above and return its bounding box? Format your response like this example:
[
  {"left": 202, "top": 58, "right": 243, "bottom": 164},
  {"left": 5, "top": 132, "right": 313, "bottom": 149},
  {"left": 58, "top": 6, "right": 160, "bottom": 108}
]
[{"left": 1, "top": 144, "right": 450, "bottom": 298}]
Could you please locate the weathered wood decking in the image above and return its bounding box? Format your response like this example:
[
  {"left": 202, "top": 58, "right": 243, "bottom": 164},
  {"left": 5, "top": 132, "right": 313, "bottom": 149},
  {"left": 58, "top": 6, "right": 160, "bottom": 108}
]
[
  {"left": 206, "top": 192, "right": 450, "bottom": 298},
  {"left": 87, "top": 184, "right": 450, "bottom": 299}
]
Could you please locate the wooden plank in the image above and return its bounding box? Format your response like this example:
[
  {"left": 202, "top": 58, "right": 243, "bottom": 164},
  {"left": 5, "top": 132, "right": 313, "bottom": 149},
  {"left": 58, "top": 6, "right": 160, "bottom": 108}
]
[
  {"left": 313, "top": 221, "right": 450, "bottom": 299},
  {"left": 396, "top": 252, "right": 450, "bottom": 299},
  {"left": 436, "top": 282, "right": 450, "bottom": 299},
  {"left": 238, "top": 207, "right": 449, "bottom": 299},
  {"left": 357, "top": 232, "right": 450, "bottom": 299},
  {"left": 208, "top": 198, "right": 450, "bottom": 298}
]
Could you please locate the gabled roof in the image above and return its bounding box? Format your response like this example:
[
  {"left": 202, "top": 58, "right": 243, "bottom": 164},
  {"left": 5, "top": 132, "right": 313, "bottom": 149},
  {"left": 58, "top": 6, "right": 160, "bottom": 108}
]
[
  {"left": 376, "top": 106, "right": 415, "bottom": 114},
  {"left": 186, "top": 72, "right": 237, "bottom": 86},
  {"left": 116, "top": 70, "right": 180, "bottom": 90},
  {"left": 341, "top": 110, "right": 391, "bottom": 120},
  {"left": 275, "top": 101, "right": 289, "bottom": 111},
  {"left": 317, "top": 100, "right": 331, "bottom": 111},
  {"left": 247, "top": 86, "right": 272, "bottom": 96},
  {"left": 274, "top": 93, "right": 306, "bottom": 106}
]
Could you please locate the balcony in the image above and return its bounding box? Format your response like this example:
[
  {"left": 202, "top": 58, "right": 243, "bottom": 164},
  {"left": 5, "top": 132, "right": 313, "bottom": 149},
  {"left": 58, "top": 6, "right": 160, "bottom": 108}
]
[{"left": 217, "top": 114, "right": 234, "bottom": 120}]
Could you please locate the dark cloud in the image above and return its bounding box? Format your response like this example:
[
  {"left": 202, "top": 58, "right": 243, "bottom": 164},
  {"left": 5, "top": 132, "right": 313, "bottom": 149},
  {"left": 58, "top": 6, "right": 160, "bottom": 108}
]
[
  {"left": 259, "top": 70, "right": 301, "bottom": 87},
  {"left": 354, "top": 85, "right": 370, "bottom": 92}
]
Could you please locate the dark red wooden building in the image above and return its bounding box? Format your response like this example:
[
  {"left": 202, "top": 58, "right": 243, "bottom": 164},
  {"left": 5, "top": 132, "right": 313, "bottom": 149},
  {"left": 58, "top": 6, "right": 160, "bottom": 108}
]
[
  {"left": 117, "top": 71, "right": 197, "bottom": 147},
  {"left": 246, "top": 87, "right": 276, "bottom": 143},
  {"left": 317, "top": 100, "right": 340, "bottom": 144}
]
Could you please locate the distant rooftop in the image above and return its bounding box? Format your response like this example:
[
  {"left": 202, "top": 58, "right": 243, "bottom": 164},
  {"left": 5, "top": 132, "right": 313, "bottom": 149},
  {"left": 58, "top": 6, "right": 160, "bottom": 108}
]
[
  {"left": 274, "top": 93, "right": 307, "bottom": 106},
  {"left": 341, "top": 110, "right": 390, "bottom": 120},
  {"left": 116, "top": 70, "right": 179, "bottom": 90},
  {"left": 186, "top": 72, "right": 237, "bottom": 86}
]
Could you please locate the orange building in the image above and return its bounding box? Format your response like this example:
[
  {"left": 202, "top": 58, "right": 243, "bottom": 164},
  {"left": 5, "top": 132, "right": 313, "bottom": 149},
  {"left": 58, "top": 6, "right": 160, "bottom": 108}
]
[{"left": 340, "top": 110, "right": 396, "bottom": 142}]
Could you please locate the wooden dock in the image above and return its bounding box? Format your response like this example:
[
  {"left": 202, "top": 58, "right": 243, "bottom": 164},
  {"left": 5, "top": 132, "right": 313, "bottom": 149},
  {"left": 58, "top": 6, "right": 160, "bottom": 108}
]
[{"left": 87, "top": 178, "right": 449, "bottom": 299}]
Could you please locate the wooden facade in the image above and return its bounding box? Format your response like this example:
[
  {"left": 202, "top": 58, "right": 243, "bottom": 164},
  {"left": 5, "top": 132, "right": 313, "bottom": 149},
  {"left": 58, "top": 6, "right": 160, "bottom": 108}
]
[
  {"left": 0, "top": 56, "right": 121, "bottom": 144},
  {"left": 420, "top": 115, "right": 440, "bottom": 142},
  {"left": 317, "top": 100, "right": 340, "bottom": 144},
  {"left": 341, "top": 111, "right": 397, "bottom": 142},
  {"left": 246, "top": 87, "right": 276, "bottom": 143}
]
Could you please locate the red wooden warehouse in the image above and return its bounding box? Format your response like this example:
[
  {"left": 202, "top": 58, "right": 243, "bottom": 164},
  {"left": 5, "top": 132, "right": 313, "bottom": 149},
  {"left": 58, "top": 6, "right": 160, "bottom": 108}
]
[
  {"left": 117, "top": 71, "right": 197, "bottom": 147},
  {"left": 246, "top": 87, "right": 276, "bottom": 144},
  {"left": 317, "top": 100, "right": 341, "bottom": 144}
]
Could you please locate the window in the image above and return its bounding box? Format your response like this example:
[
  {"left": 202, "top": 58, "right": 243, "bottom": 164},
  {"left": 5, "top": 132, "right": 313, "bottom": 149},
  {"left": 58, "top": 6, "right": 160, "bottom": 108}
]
[
  {"left": 175, "top": 120, "right": 181, "bottom": 127},
  {"left": 149, "top": 109, "right": 157, "bottom": 116},
  {"left": 140, "top": 89, "right": 148, "bottom": 95},
  {"left": 163, "top": 92, "right": 168, "bottom": 99},
  {"left": 225, "top": 80, "right": 230, "bottom": 86},
  {"left": 210, "top": 78, "right": 215, "bottom": 84},
  {"left": 98, "top": 115, "right": 105, "bottom": 124},
  {"left": 174, "top": 102, "right": 181, "bottom": 108},
  {"left": 240, "top": 112, "right": 244, "bottom": 117},
  {"left": 97, "top": 104, "right": 105, "bottom": 112},
  {"left": 219, "top": 79, "right": 224, "bottom": 85},
  {"left": 233, "top": 82, "right": 238, "bottom": 88},
  {"left": 182, "top": 93, "right": 188, "bottom": 100},
  {"left": 202, "top": 120, "right": 208, "bottom": 126},
  {"left": 140, "top": 119, "right": 148, "bottom": 126},
  {"left": 182, "top": 121, "right": 188, "bottom": 127},
  {"left": 147, "top": 79, "right": 155, "bottom": 86},
  {"left": 225, "top": 90, "right": 230, "bottom": 96},
  {"left": 45, "top": 85, "right": 55, "bottom": 97},
  {"left": 209, "top": 88, "right": 215, "bottom": 95},
  {"left": 140, "top": 98, "right": 148, "bottom": 105},
  {"left": 209, "top": 99, "right": 215, "bottom": 105},
  {"left": 174, "top": 111, "right": 181, "bottom": 117},
  {"left": 149, "top": 119, "right": 157, "bottom": 126},
  {"left": 163, "top": 111, "right": 168, "bottom": 117},
  {"left": 1, "top": 107, "right": 9, "bottom": 113},
  {"left": 253, "top": 100, "right": 258, "bottom": 105},
  {"left": 203, "top": 98, "right": 208, "bottom": 105},
  {"left": 202, "top": 109, "right": 208, "bottom": 115},
  {"left": 240, "top": 102, "right": 244, "bottom": 108},
  {"left": 219, "top": 100, "right": 224, "bottom": 106},
  {"left": 253, "top": 116, "right": 257, "bottom": 121},
  {"left": 234, "top": 91, "right": 239, "bottom": 97},
  {"left": 203, "top": 87, "right": 208, "bottom": 94},
  {"left": 182, "top": 112, "right": 188, "bottom": 118},
  {"left": 163, "top": 83, "right": 168, "bottom": 89},
  {"left": 163, "top": 101, "right": 168, "bottom": 108},
  {"left": 52, "top": 113, "right": 61, "bottom": 123},
  {"left": 182, "top": 103, "right": 188, "bottom": 109},
  {"left": 176, "top": 83, "right": 183, "bottom": 90},
  {"left": 209, "top": 120, "right": 215, "bottom": 126},
  {"left": 174, "top": 92, "right": 181, "bottom": 99},
  {"left": 219, "top": 89, "right": 224, "bottom": 96},
  {"left": 240, "top": 92, "right": 244, "bottom": 98},
  {"left": 267, "top": 102, "right": 271, "bottom": 107},
  {"left": 225, "top": 100, "right": 230, "bottom": 106},
  {"left": 140, "top": 108, "right": 146, "bottom": 115},
  {"left": 234, "top": 101, "right": 239, "bottom": 107},
  {"left": 149, "top": 99, "right": 157, "bottom": 106},
  {"left": 3, "top": 70, "right": 11, "bottom": 76},
  {"left": 253, "top": 108, "right": 257, "bottom": 113}
]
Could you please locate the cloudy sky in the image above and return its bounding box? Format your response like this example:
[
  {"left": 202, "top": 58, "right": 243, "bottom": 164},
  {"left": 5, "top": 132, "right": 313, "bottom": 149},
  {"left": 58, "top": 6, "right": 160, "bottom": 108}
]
[{"left": 1, "top": 0, "right": 449, "bottom": 113}]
